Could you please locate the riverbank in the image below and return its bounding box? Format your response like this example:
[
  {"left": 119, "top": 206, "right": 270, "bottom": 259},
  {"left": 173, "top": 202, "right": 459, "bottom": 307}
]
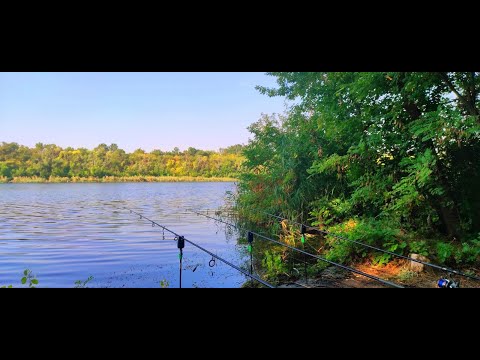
[
  {"left": 245, "top": 259, "right": 480, "bottom": 288},
  {"left": 0, "top": 175, "right": 238, "bottom": 183}
]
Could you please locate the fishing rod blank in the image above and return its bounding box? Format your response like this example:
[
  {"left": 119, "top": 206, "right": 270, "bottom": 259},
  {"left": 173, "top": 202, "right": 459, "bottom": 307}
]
[
  {"left": 125, "top": 208, "right": 275, "bottom": 288},
  {"left": 254, "top": 210, "right": 480, "bottom": 282},
  {"left": 192, "top": 210, "right": 404, "bottom": 288},
  {"left": 181, "top": 236, "right": 274, "bottom": 288}
]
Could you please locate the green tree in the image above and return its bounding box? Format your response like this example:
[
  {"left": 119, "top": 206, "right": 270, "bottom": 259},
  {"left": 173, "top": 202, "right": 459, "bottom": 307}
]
[
  {"left": 237, "top": 72, "right": 480, "bottom": 266},
  {"left": 257, "top": 72, "right": 480, "bottom": 238}
]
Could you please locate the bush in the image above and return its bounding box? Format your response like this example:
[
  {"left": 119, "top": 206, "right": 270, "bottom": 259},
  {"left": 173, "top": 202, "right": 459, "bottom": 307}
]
[
  {"left": 435, "top": 238, "right": 480, "bottom": 265},
  {"left": 324, "top": 217, "right": 405, "bottom": 265},
  {"left": 262, "top": 250, "right": 288, "bottom": 279},
  {"left": 408, "top": 240, "right": 429, "bottom": 257}
]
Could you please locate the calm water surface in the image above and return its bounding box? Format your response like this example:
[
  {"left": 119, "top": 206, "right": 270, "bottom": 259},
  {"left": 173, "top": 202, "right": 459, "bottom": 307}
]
[{"left": 0, "top": 182, "right": 247, "bottom": 288}]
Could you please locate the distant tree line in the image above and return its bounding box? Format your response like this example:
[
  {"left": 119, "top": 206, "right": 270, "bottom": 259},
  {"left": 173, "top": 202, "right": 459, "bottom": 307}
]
[{"left": 0, "top": 142, "right": 244, "bottom": 179}]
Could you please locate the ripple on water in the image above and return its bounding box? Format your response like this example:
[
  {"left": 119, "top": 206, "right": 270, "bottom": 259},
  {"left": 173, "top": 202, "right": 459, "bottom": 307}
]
[{"left": 0, "top": 182, "right": 247, "bottom": 288}]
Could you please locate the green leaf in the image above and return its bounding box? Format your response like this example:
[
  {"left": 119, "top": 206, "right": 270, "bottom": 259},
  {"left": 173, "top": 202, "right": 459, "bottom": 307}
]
[
  {"left": 21, "top": 277, "right": 27, "bottom": 284},
  {"left": 24, "top": 269, "right": 28, "bottom": 276},
  {"left": 31, "top": 279, "right": 39, "bottom": 285}
]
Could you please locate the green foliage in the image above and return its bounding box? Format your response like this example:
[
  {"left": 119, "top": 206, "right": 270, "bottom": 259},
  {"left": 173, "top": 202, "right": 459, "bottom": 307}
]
[
  {"left": 74, "top": 276, "right": 94, "bottom": 288},
  {"left": 2, "top": 270, "right": 96, "bottom": 288},
  {"left": 436, "top": 242, "right": 456, "bottom": 263},
  {"left": 262, "top": 250, "right": 287, "bottom": 279},
  {"left": 322, "top": 218, "right": 406, "bottom": 265},
  {"left": 408, "top": 240, "right": 429, "bottom": 257},
  {"left": 408, "top": 240, "right": 429, "bottom": 256},
  {"left": 21, "top": 269, "right": 38, "bottom": 288},
  {"left": 324, "top": 240, "right": 355, "bottom": 264},
  {"left": 311, "top": 261, "right": 330, "bottom": 273},
  {"left": 159, "top": 279, "right": 170, "bottom": 288},
  {"left": 238, "top": 72, "right": 480, "bottom": 276},
  {"left": 310, "top": 198, "right": 352, "bottom": 226},
  {"left": 436, "top": 237, "right": 480, "bottom": 264},
  {"left": 1, "top": 269, "right": 39, "bottom": 288},
  {"left": 458, "top": 238, "right": 480, "bottom": 264},
  {"left": 0, "top": 142, "right": 245, "bottom": 181}
]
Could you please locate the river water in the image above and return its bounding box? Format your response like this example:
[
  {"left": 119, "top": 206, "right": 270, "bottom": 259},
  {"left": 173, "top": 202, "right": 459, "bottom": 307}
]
[{"left": 0, "top": 182, "right": 248, "bottom": 288}]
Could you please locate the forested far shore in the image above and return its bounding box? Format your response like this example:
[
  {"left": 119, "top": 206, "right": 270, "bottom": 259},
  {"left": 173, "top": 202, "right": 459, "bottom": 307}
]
[{"left": 0, "top": 142, "right": 244, "bottom": 180}]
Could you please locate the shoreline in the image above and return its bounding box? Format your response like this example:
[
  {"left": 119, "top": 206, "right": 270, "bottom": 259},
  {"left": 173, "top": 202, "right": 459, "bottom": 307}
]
[{"left": 0, "top": 176, "right": 238, "bottom": 184}]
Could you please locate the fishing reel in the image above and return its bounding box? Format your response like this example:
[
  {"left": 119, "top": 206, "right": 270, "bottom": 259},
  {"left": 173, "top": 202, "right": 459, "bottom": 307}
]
[{"left": 437, "top": 276, "right": 460, "bottom": 288}]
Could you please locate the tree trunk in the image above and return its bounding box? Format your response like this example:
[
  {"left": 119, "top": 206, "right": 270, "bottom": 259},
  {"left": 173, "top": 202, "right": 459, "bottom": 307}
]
[
  {"left": 433, "top": 159, "right": 463, "bottom": 240},
  {"left": 399, "top": 82, "right": 463, "bottom": 239},
  {"left": 437, "top": 203, "right": 461, "bottom": 240},
  {"left": 427, "top": 196, "right": 461, "bottom": 240}
]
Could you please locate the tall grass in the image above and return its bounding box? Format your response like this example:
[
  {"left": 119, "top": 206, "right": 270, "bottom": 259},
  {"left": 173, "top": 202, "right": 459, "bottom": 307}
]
[
  {"left": 7, "top": 175, "right": 238, "bottom": 183},
  {"left": 11, "top": 176, "right": 48, "bottom": 183}
]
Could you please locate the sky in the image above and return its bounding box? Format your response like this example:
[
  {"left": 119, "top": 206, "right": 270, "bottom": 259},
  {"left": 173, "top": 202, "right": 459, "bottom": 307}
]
[{"left": 0, "top": 72, "right": 288, "bottom": 152}]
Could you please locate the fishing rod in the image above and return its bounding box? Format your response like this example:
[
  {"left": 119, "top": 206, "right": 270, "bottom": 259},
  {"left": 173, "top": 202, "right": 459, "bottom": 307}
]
[
  {"left": 125, "top": 208, "right": 275, "bottom": 288},
  {"left": 128, "top": 208, "right": 180, "bottom": 237},
  {"left": 249, "top": 210, "right": 480, "bottom": 282},
  {"left": 192, "top": 210, "right": 404, "bottom": 288}
]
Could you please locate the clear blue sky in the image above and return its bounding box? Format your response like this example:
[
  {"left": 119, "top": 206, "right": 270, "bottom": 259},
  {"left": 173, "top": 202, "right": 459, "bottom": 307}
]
[{"left": 0, "top": 72, "right": 287, "bottom": 152}]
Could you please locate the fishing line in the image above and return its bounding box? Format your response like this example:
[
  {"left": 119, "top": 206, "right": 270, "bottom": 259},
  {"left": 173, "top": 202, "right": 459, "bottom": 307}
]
[
  {"left": 125, "top": 208, "right": 275, "bottom": 288},
  {"left": 255, "top": 210, "right": 480, "bottom": 282},
  {"left": 192, "top": 210, "right": 403, "bottom": 288}
]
